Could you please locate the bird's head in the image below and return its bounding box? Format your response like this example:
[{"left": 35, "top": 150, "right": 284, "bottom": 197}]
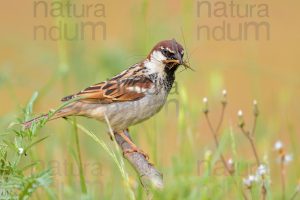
[{"left": 145, "top": 39, "right": 186, "bottom": 75}]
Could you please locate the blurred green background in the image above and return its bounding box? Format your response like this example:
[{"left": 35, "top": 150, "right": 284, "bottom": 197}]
[{"left": 0, "top": 0, "right": 299, "bottom": 199}]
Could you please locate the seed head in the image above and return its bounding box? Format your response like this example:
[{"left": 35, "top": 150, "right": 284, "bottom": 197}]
[
  {"left": 253, "top": 100, "right": 259, "bottom": 117},
  {"left": 274, "top": 140, "right": 283, "bottom": 151},
  {"left": 18, "top": 148, "right": 24, "bottom": 155},
  {"left": 243, "top": 175, "right": 258, "bottom": 189},
  {"left": 221, "top": 89, "right": 227, "bottom": 105},
  {"left": 227, "top": 158, "right": 235, "bottom": 174},
  {"left": 238, "top": 110, "right": 243, "bottom": 117},
  {"left": 257, "top": 164, "right": 268, "bottom": 177},
  {"left": 283, "top": 154, "right": 293, "bottom": 164},
  {"left": 202, "top": 97, "right": 209, "bottom": 114},
  {"left": 222, "top": 89, "right": 227, "bottom": 95},
  {"left": 237, "top": 110, "right": 245, "bottom": 128}
]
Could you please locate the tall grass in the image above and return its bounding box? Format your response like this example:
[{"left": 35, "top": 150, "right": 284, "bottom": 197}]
[
  {"left": 1, "top": 0, "right": 300, "bottom": 199},
  {"left": 1, "top": 75, "right": 299, "bottom": 199}
]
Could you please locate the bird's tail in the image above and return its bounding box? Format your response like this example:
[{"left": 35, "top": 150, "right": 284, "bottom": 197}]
[
  {"left": 23, "top": 114, "right": 49, "bottom": 129},
  {"left": 22, "top": 104, "right": 78, "bottom": 129}
]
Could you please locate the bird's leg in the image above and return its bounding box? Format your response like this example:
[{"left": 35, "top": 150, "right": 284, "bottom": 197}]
[{"left": 115, "top": 129, "right": 149, "bottom": 160}]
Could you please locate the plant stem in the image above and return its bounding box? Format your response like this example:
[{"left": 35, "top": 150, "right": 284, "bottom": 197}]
[
  {"left": 239, "top": 114, "right": 266, "bottom": 200},
  {"left": 261, "top": 182, "right": 267, "bottom": 200},
  {"left": 66, "top": 119, "right": 135, "bottom": 200},
  {"left": 290, "top": 189, "right": 299, "bottom": 200},
  {"left": 204, "top": 104, "right": 248, "bottom": 200},
  {"left": 216, "top": 103, "right": 226, "bottom": 134},
  {"left": 204, "top": 114, "right": 231, "bottom": 175},
  {"left": 280, "top": 157, "right": 286, "bottom": 200},
  {"left": 204, "top": 103, "right": 232, "bottom": 175},
  {"left": 104, "top": 116, "right": 139, "bottom": 200},
  {"left": 72, "top": 117, "right": 87, "bottom": 194},
  {"left": 241, "top": 127, "right": 260, "bottom": 166},
  {"left": 251, "top": 115, "right": 257, "bottom": 137}
]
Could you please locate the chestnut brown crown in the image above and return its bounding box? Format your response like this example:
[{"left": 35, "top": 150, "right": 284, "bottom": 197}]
[{"left": 149, "top": 39, "right": 184, "bottom": 64}]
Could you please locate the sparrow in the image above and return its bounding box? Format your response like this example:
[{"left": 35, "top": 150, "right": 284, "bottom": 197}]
[{"left": 24, "top": 39, "right": 188, "bottom": 158}]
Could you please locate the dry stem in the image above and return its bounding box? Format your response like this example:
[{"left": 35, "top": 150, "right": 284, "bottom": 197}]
[
  {"left": 204, "top": 104, "right": 232, "bottom": 175},
  {"left": 204, "top": 103, "right": 248, "bottom": 200},
  {"left": 239, "top": 110, "right": 267, "bottom": 200},
  {"left": 280, "top": 156, "right": 286, "bottom": 200},
  {"left": 240, "top": 126, "right": 260, "bottom": 165},
  {"left": 290, "top": 188, "right": 299, "bottom": 200}
]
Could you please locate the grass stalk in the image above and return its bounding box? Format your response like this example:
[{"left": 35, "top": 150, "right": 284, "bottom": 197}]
[
  {"left": 280, "top": 156, "right": 286, "bottom": 200},
  {"left": 103, "top": 115, "right": 136, "bottom": 200},
  {"left": 65, "top": 119, "right": 135, "bottom": 200},
  {"left": 72, "top": 117, "right": 87, "bottom": 194},
  {"left": 290, "top": 188, "right": 299, "bottom": 200}
]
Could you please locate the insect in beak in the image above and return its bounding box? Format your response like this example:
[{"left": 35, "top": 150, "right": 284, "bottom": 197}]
[
  {"left": 163, "top": 59, "right": 194, "bottom": 71},
  {"left": 182, "top": 61, "right": 194, "bottom": 71}
]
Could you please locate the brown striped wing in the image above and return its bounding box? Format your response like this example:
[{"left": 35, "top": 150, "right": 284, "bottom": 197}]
[{"left": 61, "top": 76, "right": 153, "bottom": 104}]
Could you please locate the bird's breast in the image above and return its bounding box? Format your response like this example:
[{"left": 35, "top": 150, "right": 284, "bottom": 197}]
[{"left": 103, "top": 89, "right": 168, "bottom": 130}]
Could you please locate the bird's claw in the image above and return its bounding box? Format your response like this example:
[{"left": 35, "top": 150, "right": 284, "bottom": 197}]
[{"left": 123, "top": 147, "right": 149, "bottom": 160}]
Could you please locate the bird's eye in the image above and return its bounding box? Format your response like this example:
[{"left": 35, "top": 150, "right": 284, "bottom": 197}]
[{"left": 162, "top": 49, "right": 168, "bottom": 55}]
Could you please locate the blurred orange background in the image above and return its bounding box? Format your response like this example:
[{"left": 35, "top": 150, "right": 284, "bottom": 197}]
[{"left": 0, "top": 0, "right": 299, "bottom": 198}]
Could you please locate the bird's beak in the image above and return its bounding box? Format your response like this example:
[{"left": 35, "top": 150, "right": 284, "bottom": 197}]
[
  {"left": 163, "top": 53, "right": 183, "bottom": 66},
  {"left": 175, "top": 53, "right": 183, "bottom": 65}
]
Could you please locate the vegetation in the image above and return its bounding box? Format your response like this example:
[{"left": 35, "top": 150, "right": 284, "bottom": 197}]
[{"left": 1, "top": 0, "right": 299, "bottom": 199}]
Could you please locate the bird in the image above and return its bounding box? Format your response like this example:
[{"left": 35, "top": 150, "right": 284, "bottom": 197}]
[{"left": 23, "top": 39, "right": 189, "bottom": 158}]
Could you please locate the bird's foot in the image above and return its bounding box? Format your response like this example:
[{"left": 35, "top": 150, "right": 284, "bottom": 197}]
[{"left": 123, "top": 147, "right": 149, "bottom": 160}]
